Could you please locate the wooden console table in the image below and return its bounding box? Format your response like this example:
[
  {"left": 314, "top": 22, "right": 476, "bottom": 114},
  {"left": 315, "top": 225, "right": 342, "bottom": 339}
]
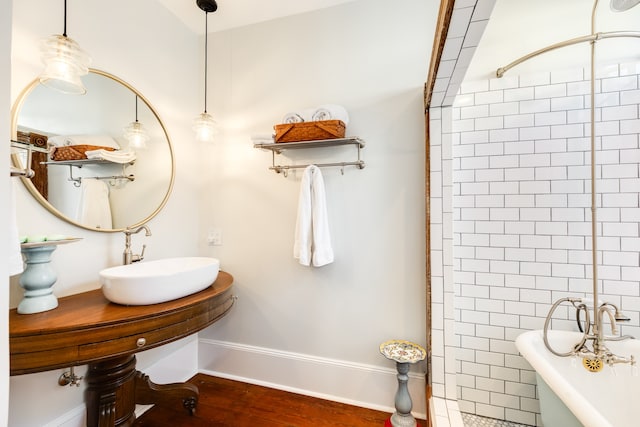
[{"left": 9, "top": 271, "right": 234, "bottom": 427}]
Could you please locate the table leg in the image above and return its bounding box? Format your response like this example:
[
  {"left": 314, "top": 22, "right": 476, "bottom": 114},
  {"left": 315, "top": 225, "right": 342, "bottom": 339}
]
[
  {"left": 85, "top": 355, "right": 199, "bottom": 427},
  {"left": 85, "top": 355, "right": 137, "bottom": 427},
  {"left": 134, "top": 371, "right": 199, "bottom": 415}
]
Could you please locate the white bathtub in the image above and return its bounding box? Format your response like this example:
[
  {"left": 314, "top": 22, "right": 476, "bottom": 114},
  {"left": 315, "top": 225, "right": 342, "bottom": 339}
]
[{"left": 516, "top": 330, "right": 640, "bottom": 427}]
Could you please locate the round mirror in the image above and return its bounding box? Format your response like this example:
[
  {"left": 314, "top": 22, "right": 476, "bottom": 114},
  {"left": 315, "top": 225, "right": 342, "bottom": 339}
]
[{"left": 11, "top": 69, "right": 175, "bottom": 232}]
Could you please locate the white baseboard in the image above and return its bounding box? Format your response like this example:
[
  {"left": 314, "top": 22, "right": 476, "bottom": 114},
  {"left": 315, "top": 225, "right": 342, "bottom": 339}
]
[
  {"left": 44, "top": 405, "right": 85, "bottom": 427},
  {"left": 198, "top": 338, "right": 427, "bottom": 419}
]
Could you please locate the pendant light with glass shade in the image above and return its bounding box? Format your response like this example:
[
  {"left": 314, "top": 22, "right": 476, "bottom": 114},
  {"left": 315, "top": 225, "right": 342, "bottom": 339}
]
[
  {"left": 193, "top": 0, "right": 219, "bottom": 142},
  {"left": 39, "top": 0, "right": 91, "bottom": 95},
  {"left": 610, "top": 0, "right": 640, "bottom": 11},
  {"left": 124, "top": 95, "right": 150, "bottom": 150}
]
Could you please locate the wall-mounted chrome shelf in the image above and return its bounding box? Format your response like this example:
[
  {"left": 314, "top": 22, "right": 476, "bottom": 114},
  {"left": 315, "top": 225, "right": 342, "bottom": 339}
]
[
  {"left": 254, "top": 137, "right": 365, "bottom": 176},
  {"left": 42, "top": 159, "right": 135, "bottom": 167},
  {"left": 43, "top": 159, "right": 135, "bottom": 187}
]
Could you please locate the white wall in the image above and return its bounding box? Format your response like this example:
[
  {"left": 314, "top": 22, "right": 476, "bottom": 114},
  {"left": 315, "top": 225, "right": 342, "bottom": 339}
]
[
  {"left": 196, "top": 0, "right": 434, "bottom": 413},
  {"left": 2, "top": 1, "right": 13, "bottom": 426},
  {"left": 8, "top": 0, "right": 201, "bottom": 425}
]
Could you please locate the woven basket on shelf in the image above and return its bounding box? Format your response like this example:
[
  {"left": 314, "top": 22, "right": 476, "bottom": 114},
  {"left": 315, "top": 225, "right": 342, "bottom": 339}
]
[
  {"left": 274, "top": 120, "right": 346, "bottom": 143},
  {"left": 49, "top": 145, "right": 116, "bottom": 161}
]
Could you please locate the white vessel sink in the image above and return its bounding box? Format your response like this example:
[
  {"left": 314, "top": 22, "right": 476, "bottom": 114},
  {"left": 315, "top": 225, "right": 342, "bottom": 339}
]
[{"left": 100, "top": 257, "right": 220, "bottom": 305}]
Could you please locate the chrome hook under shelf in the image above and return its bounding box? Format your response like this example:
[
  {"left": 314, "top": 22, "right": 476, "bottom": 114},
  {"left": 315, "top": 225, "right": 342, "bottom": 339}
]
[
  {"left": 271, "top": 165, "right": 289, "bottom": 177},
  {"left": 269, "top": 160, "right": 365, "bottom": 177}
]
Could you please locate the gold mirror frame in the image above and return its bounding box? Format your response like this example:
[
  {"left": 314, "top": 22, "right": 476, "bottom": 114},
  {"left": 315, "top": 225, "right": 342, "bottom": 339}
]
[{"left": 11, "top": 69, "right": 175, "bottom": 232}]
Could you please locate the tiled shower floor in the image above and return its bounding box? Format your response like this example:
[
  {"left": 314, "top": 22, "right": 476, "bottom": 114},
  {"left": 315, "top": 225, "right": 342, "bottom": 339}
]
[{"left": 461, "top": 413, "right": 534, "bottom": 427}]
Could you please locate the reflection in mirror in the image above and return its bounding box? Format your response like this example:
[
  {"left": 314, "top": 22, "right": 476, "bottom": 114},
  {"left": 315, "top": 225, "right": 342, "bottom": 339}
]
[{"left": 11, "top": 69, "right": 175, "bottom": 232}]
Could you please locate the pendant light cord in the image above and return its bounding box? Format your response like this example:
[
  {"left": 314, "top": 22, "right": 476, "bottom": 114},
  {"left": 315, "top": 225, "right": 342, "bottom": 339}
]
[
  {"left": 63, "top": 0, "right": 68, "bottom": 37},
  {"left": 204, "top": 12, "right": 208, "bottom": 114},
  {"left": 135, "top": 96, "right": 139, "bottom": 123}
]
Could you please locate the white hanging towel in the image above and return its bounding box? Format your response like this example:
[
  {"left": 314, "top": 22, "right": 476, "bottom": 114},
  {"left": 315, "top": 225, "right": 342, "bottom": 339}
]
[
  {"left": 294, "top": 165, "right": 334, "bottom": 267},
  {"left": 9, "top": 180, "right": 24, "bottom": 276},
  {"left": 76, "top": 178, "right": 113, "bottom": 229}
]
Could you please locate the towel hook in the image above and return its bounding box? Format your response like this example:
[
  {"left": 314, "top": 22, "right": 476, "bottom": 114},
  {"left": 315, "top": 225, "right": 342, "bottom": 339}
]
[{"left": 68, "top": 166, "right": 82, "bottom": 187}]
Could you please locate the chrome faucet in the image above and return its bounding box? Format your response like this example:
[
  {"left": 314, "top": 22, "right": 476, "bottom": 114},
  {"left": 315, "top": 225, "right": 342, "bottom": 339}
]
[
  {"left": 123, "top": 225, "right": 151, "bottom": 265},
  {"left": 596, "top": 304, "right": 619, "bottom": 341},
  {"left": 594, "top": 303, "right": 635, "bottom": 366},
  {"left": 594, "top": 304, "right": 619, "bottom": 356},
  {"left": 543, "top": 297, "right": 635, "bottom": 369}
]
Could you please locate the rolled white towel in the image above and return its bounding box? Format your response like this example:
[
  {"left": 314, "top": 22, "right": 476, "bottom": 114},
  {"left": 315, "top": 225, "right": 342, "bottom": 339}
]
[
  {"left": 282, "top": 112, "right": 305, "bottom": 124},
  {"left": 282, "top": 108, "right": 315, "bottom": 124},
  {"left": 85, "top": 148, "right": 137, "bottom": 164},
  {"left": 48, "top": 134, "right": 121, "bottom": 149},
  {"left": 251, "top": 134, "right": 274, "bottom": 144},
  {"left": 311, "top": 104, "right": 349, "bottom": 126}
]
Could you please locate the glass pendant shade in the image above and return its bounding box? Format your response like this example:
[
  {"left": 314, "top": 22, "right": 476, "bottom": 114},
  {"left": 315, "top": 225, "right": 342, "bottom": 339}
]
[
  {"left": 611, "top": 0, "right": 640, "bottom": 10},
  {"left": 124, "top": 121, "right": 149, "bottom": 149},
  {"left": 39, "top": 34, "right": 91, "bottom": 95},
  {"left": 194, "top": 0, "right": 219, "bottom": 142},
  {"left": 193, "top": 112, "right": 218, "bottom": 142}
]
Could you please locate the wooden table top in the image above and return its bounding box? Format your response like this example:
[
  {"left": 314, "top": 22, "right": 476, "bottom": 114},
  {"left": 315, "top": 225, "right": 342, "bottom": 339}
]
[{"left": 10, "top": 271, "right": 234, "bottom": 375}]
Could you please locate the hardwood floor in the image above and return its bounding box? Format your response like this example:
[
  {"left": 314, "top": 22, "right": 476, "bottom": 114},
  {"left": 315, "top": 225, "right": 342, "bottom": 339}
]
[{"left": 135, "top": 374, "right": 427, "bottom": 427}]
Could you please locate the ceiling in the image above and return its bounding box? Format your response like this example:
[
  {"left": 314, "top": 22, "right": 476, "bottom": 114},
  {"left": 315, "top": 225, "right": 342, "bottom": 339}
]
[
  {"left": 154, "top": 0, "right": 640, "bottom": 82},
  {"left": 155, "top": 0, "right": 359, "bottom": 34},
  {"left": 465, "top": 0, "right": 640, "bottom": 82}
]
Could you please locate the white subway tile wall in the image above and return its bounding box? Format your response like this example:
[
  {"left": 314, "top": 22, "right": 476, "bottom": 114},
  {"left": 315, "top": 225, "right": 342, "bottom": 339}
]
[
  {"left": 430, "top": 1, "right": 498, "bottom": 111},
  {"left": 432, "top": 62, "right": 640, "bottom": 427}
]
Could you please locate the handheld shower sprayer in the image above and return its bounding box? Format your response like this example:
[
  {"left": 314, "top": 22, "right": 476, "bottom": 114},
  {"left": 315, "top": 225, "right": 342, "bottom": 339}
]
[{"left": 614, "top": 309, "right": 631, "bottom": 322}]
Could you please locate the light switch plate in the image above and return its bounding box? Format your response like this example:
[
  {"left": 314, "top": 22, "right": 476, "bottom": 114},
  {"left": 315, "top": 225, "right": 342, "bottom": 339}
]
[{"left": 207, "top": 229, "right": 222, "bottom": 246}]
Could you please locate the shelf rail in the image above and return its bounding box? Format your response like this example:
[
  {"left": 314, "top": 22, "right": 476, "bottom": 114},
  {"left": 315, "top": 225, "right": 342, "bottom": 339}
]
[
  {"left": 10, "top": 140, "right": 48, "bottom": 178},
  {"left": 271, "top": 160, "right": 365, "bottom": 177},
  {"left": 38, "top": 158, "right": 136, "bottom": 187},
  {"left": 254, "top": 137, "right": 366, "bottom": 177},
  {"left": 66, "top": 164, "right": 135, "bottom": 187}
]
